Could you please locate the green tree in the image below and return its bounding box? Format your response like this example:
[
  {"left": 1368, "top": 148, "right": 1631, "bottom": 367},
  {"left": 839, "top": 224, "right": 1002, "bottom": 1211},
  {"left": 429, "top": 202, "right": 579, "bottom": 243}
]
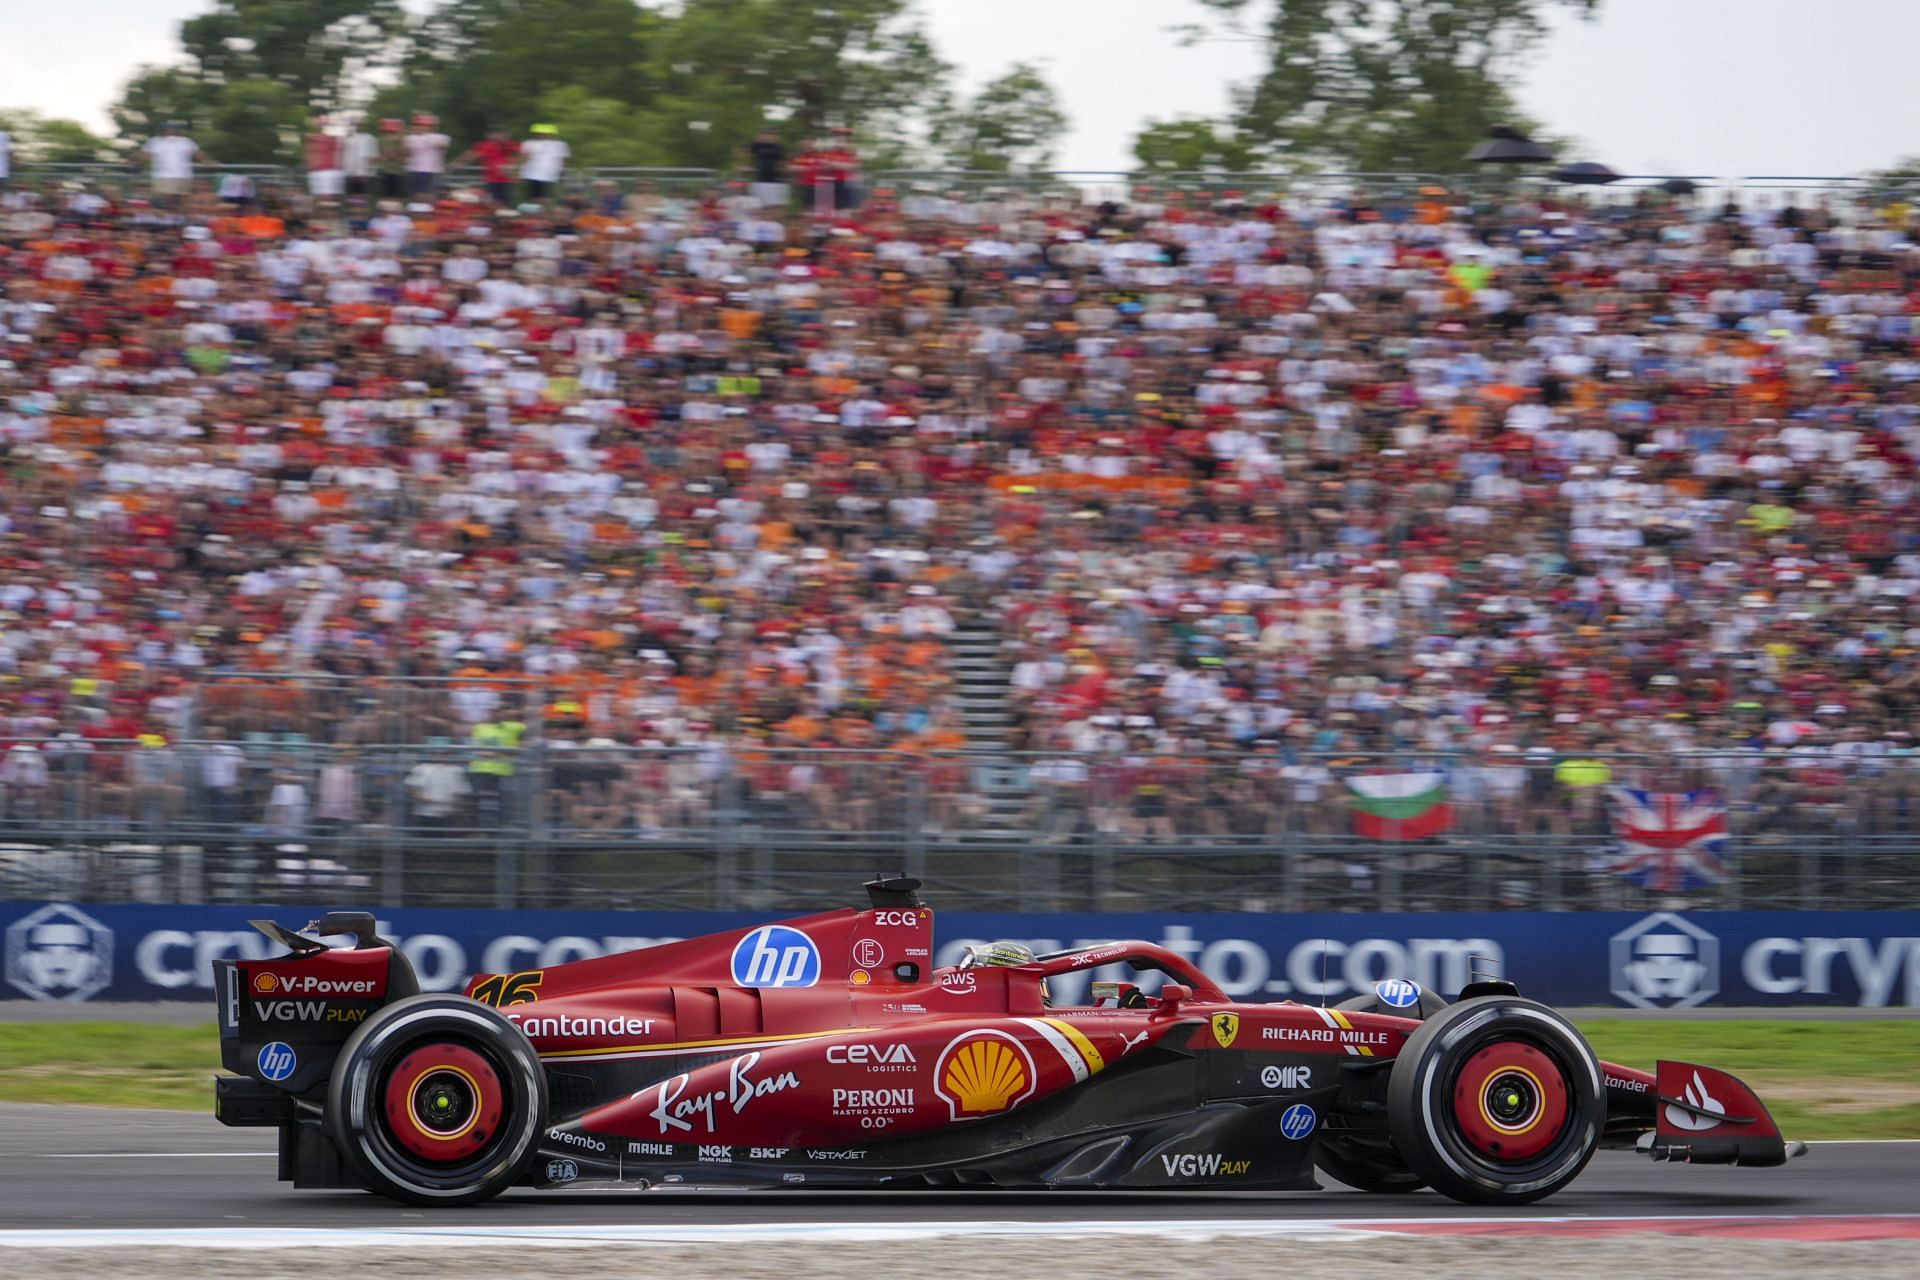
[
  {"left": 177, "top": 1, "right": 405, "bottom": 115},
  {"left": 395, "top": 0, "right": 659, "bottom": 147},
  {"left": 641, "top": 0, "right": 956, "bottom": 170},
  {"left": 111, "top": 2, "right": 405, "bottom": 163},
  {"left": 936, "top": 63, "right": 1067, "bottom": 174},
  {"left": 1132, "top": 116, "right": 1255, "bottom": 175},
  {"left": 0, "top": 110, "right": 115, "bottom": 164},
  {"left": 112, "top": 66, "right": 306, "bottom": 164},
  {"left": 1161, "top": 0, "right": 1597, "bottom": 173}
]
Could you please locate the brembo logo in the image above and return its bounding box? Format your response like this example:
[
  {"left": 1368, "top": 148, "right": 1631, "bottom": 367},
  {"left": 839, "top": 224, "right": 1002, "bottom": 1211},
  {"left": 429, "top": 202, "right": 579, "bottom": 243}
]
[{"left": 547, "top": 1129, "right": 607, "bottom": 1153}]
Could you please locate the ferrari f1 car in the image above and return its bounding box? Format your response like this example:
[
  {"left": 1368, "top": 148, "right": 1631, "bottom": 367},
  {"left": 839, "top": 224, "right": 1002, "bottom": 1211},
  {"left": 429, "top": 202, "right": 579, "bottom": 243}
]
[{"left": 214, "top": 879, "right": 1803, "bottom": 1206}]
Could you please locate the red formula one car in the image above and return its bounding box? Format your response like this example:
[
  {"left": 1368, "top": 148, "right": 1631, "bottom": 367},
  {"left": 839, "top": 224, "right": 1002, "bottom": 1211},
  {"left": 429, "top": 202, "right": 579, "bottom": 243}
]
[{"left": 213, "top": 879, "right": 1803, "bottom": 1206}]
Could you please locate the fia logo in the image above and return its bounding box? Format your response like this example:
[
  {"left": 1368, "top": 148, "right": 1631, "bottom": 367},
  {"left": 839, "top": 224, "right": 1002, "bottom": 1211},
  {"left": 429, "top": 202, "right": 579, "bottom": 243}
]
[
  {"left": 1279, "top": 1103, "right": 1317, "bottom": 1141},
  {"left": 546, "top": 1159, "right": 580, "bottom": 1184},
  {"left": 730, "top": 925, "right": 820, "bottom": 988}
]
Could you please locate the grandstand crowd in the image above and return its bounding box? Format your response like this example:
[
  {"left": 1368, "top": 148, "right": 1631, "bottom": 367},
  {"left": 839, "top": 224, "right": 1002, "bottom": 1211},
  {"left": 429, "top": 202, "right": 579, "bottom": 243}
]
[{"left": 4, "top": 162, "right": 1920, "bottom": 840}]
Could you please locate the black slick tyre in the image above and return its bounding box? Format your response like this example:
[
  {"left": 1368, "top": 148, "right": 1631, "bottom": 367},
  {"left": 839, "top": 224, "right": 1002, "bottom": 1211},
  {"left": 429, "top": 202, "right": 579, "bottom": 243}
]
[
  {"left": 1314, "top": 1130, "right": 1426, "bottom": 1193},
  {"left": 327, "top": 994, "right": 547, "bottom": 1206},
  {"left": 1386, "top": 996, "right": 1603, "bottom": 1205}
]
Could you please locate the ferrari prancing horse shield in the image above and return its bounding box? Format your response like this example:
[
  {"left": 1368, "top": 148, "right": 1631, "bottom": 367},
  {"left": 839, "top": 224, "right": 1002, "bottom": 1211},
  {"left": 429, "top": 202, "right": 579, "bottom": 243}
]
[{"left": 1212, "top": 1012, "right": 1239, "bottom": 1048}]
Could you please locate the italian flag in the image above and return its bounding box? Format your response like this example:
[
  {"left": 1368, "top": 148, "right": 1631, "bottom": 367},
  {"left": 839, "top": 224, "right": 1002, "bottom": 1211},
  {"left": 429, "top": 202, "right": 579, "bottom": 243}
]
[{"left": 1347, "top": 772, "right": 1452, "bottom": 841}]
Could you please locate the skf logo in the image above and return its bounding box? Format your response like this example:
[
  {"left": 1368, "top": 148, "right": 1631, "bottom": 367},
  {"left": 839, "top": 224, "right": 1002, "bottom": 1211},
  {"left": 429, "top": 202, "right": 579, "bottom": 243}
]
[
  {"left": 252, "top": 972, "right": 278, "bottom": 994},
  {"left": 934, "top": 1031, "right": 1035, "bottom": 1119},
  {"left": 1211, "top": 1013, "right": 1239, "bottom": 1049}
]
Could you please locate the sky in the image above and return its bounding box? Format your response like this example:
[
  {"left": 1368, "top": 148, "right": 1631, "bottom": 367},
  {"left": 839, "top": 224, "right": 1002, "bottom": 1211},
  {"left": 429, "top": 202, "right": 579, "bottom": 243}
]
[{"left": 5, "top": 0, "right": 1918, "bottom": 178}]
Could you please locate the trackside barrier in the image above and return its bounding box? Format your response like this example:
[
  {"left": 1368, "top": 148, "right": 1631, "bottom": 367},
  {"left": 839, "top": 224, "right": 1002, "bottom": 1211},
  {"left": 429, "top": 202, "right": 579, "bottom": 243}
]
[{"left": 3, "top": 900, "right": 1917, "bottom": 1008}]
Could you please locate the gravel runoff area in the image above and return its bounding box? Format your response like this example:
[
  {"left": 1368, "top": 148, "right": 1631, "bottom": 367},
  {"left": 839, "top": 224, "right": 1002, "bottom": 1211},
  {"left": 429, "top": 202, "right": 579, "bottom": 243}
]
[
  {"left": 0, "top": 1238, "right": 1910, "bottom": 1280},
  {"left": 0, "top": 1001, "right": 1907, "bottom": 1025}
]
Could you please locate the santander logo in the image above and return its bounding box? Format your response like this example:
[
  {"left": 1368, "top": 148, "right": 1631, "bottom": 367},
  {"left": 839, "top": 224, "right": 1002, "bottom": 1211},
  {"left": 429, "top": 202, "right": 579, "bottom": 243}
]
[{"left": 1663, "top": 1070, "right": 1727, "bottom": 1132}]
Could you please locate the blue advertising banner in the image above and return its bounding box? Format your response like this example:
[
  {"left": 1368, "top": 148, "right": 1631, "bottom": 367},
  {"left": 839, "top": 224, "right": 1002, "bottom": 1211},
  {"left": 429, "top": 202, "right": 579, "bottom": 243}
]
[{"left": 4, "top": 899, "right": 1918, "bottom": 1008}]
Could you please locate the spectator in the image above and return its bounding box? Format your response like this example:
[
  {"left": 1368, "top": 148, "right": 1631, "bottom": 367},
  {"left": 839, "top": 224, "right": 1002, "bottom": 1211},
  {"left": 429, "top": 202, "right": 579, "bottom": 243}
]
[
  {"left": 141, "top": 121, "right": 215, "bottom": 205},
  {"left": 519, "top": 123, "right": 568, "bottom": 203},
  {"left": 455, "top": 126, "right": 519, "bottom": 206},
  {"left": 747, "top": 128, "right": 786, "bottom": 208},
  {"left": 304, "top": 115, "right": 344, "bottom": 202},
  {"left": 341, "top": 117, "right": 378, "bottom": 199},
  {"left": 264, "top": 767, "right": 310, "bottom": 843},
  {"left": 403, "top": 113, "right": 450, "bottom": 197},
  {"left": 406, "top": 756, "right": 470, "bottom": 832},
  {"left": 375, "top": 116, "right": 407, "bottom": 198}
]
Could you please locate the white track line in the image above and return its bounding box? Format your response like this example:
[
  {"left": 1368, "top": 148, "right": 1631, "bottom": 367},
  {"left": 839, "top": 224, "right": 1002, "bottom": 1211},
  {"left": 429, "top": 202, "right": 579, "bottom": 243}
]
[
  {"left": 4, "top": 1215, "right": 1920, "bottom": 1250},
  {"left": 37, "top": 1153, "right": 275, "bottom": 1159}
]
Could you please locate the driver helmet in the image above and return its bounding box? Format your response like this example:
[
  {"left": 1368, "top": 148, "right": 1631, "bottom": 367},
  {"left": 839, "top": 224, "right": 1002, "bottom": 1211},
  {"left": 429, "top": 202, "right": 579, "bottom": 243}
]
[{"left": 964, "top": 940, "right": 1048, "bottom": 1005}]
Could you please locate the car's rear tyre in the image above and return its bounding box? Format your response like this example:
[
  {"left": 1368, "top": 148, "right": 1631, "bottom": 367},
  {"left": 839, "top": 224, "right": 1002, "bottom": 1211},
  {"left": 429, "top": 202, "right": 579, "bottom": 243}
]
[
  {"left": 328, "top": 994, "right": 547, "bottom": 1206},
  {"left": 1315, "top": 1130, "right": 1426, "bottom": 1193},
  {"left": 1386, "top": 996, "right": 1603, "bottom": 1206}
]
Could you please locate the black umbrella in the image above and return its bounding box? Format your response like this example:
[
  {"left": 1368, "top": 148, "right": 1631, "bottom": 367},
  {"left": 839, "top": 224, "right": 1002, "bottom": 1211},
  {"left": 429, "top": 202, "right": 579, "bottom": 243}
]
[
  {"left": 1551, "top": 161, "right": 1622, "bottom": 186},
  {"left": 1658, "top": 178, "right": 1700, "bottom": 196},
  {"left": 1465, "top": 125, "right": 1555, "bottom": 166}
]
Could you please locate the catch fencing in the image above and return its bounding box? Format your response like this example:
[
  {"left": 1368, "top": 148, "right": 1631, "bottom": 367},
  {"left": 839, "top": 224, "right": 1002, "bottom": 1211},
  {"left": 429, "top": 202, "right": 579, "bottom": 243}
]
[
  {"left": 13, "top": 162, "right": 1917, "bottom": 207},
  {"left": 2, "top": 738, "right": 1914, "bottom": 915}
]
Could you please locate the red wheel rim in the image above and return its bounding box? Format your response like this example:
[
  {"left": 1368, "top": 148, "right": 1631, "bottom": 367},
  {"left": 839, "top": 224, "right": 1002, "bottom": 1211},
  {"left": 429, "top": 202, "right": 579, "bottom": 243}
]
[
  {"left": 1451, "top": 1041, "right": 1569, "bottom": 1161},
  {"left": 382, "top": 1043, "right": 505, "bottom": 1163}
]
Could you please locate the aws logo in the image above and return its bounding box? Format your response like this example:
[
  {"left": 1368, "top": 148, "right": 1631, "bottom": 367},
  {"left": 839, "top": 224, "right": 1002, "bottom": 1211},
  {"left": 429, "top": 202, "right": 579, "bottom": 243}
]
[
  {"left": 1211, "top": 1013, "right": 1239, "bottom": 1049},
  {"left": 934, "top": 1031, "right": 1036, "bottom": 1120}
]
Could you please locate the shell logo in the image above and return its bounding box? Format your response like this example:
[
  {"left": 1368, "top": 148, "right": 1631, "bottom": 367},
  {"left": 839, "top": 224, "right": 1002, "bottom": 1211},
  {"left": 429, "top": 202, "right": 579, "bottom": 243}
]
[
  {"left": 252, "top": 972, "right": 278, "bottom": 993},
  {"left": 934, "top": 1031, "right": 1037, "bottom": 1120}
]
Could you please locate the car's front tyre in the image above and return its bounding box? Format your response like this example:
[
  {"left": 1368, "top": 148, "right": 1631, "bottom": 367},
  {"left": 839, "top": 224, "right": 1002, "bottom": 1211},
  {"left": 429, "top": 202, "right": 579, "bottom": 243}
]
[
  {"left": 327, "top": 994, "right": 547, "bottom": 1206},
  {"left": 1385, "top": 996, "right": 1603, "bottom": 1205}
]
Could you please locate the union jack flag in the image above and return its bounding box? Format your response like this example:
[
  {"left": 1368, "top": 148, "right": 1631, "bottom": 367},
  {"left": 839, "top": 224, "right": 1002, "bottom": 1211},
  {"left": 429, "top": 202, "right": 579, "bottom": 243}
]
[{"left": 1608, "top": 787, "right": 1730, "bottom": 892}]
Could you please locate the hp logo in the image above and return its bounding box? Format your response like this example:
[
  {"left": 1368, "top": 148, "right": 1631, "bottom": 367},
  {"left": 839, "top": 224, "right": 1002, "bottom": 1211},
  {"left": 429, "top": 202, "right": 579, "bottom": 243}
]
[
  {"left": 1279, "top": 1103, "right": 1317, "bottom": 1141},
  {"left": 256, "top": 1041, "right": 297, "bottom": 1083},
  {"left": 1375, "top": 979, "right": 1422, "bottom": 1009},
  {"left": 730, "top": 926, "right": 821, "bottom": 988}
]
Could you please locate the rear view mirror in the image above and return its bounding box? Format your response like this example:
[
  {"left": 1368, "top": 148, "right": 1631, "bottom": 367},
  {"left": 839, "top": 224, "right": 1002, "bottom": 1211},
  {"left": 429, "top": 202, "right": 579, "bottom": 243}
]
[{"left": 1158, "top": 983, "right": 1192, "bottom": 1011}]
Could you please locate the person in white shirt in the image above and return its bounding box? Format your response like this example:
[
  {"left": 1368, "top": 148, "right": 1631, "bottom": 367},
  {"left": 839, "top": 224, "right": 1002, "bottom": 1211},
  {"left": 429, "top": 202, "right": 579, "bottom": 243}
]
[
  {"left": 403, "top": 114, "right": 450, "bottom": 197},
  {"left": 520, "top": 123, "right": 569, "bottom": 202},
  {"left": 142, "top": 122, "right": 216, "bottom": 205},
  {"left": 341, "top": 120, "right": 378, "bottom": 198}
]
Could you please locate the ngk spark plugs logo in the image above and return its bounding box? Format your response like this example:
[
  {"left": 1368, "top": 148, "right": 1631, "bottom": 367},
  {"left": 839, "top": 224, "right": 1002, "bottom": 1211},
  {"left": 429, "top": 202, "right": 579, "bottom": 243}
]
[
  {"left": 1611, "top": 912, "right": 1719, "bottom": 1010},
  {"left": 5, "top": 904, "right": 112, "bottom": 1002}
]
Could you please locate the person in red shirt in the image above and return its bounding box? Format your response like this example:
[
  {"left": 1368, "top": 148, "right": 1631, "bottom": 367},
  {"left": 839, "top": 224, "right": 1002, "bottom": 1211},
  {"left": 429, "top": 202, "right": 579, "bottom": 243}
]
[
  {"left": 304, "top": 117, "right": 344, "bottom": 202},
  {"left": 454, "top": 127, "right": 520, "bottom": 206}
]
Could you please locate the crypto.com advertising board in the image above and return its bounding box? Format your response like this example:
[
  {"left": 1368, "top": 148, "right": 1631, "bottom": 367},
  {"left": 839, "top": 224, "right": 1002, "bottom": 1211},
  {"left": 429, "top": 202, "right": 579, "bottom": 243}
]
[{"left": 4, "top": 901, "right": 1919, "bottom": 1009}]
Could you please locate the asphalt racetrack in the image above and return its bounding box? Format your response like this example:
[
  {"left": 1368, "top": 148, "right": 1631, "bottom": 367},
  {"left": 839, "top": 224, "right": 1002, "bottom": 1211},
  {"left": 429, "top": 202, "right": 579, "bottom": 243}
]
[{"left": 1, "top": 1103, "right": 1910, "bottom": 1231}]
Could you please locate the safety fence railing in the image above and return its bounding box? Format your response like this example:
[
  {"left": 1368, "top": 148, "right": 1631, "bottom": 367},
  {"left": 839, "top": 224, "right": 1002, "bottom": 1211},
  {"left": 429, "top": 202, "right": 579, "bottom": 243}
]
[
  {"left": 13, "top": 163, "right": 1920, "bottom": 208},
  {"left": 1, "top": 742, "right": 1915, "bottom": 915}
]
